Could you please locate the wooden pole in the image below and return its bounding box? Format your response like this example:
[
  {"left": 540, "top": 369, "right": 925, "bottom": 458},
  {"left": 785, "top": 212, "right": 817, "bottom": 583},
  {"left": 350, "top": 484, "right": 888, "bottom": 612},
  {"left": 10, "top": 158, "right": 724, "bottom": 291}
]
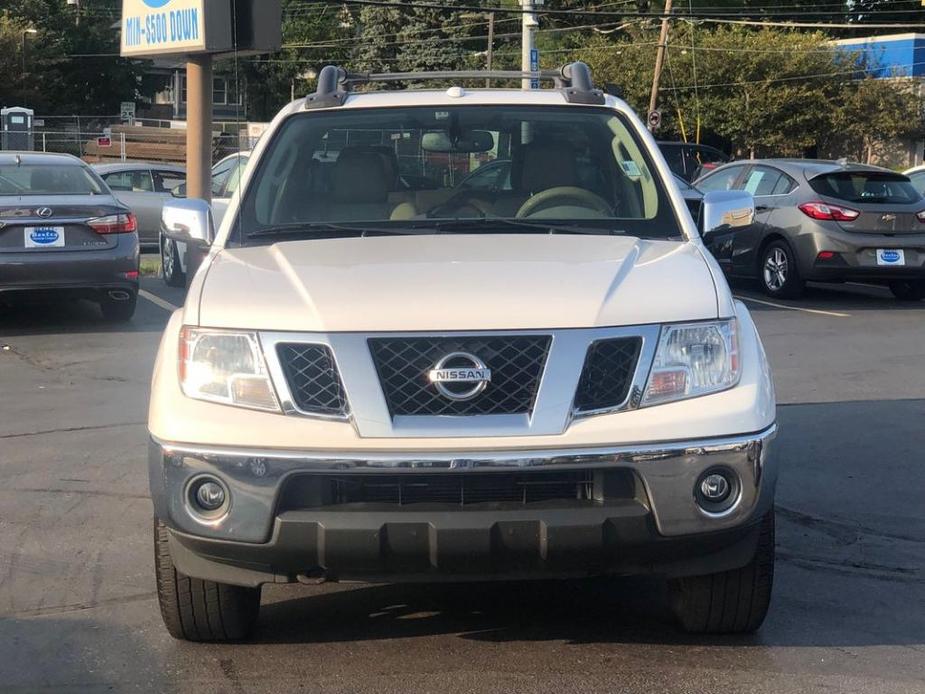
[
  {"left": 648, "top": 0, "right": 673, "bottom": 132},
  {"left": 486, "top": 12, "right": 495, "bottom": 88},
  {"left": 186, "top": 54, "right": 214, "bottom": 203}
]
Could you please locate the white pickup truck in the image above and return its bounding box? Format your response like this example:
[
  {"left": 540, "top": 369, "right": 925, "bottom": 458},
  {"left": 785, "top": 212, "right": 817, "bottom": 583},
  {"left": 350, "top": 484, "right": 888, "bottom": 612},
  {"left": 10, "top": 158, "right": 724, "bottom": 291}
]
[{"left": 151, "top": 63, "right": 777, "bottom": 642}]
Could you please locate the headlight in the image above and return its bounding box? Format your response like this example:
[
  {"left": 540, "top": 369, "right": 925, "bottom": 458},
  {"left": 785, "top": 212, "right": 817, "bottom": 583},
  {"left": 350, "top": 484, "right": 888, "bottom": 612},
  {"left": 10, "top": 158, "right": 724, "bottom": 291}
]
[
  {"left": 642, "top": 319, "right": 740, "bottom": 406},
  {"left": 179, "top": 327, "right": 280, "bottom": 412}
]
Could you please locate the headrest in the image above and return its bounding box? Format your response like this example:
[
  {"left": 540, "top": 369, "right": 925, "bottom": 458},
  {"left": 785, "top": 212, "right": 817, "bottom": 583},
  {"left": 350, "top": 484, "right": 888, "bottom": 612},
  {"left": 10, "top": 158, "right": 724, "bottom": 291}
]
[
  {"left": 331, "top": 148, "right": 389, "bottom": 203},
  {"left": 513, "top": 141, "right": 579, "bottom": 193}
]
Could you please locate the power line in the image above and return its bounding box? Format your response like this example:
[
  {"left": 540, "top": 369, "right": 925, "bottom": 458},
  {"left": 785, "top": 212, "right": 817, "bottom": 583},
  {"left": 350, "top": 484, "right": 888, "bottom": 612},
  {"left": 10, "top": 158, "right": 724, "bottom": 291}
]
[{"left": 298, "top": 0, "right": 925, "bottom": 22}]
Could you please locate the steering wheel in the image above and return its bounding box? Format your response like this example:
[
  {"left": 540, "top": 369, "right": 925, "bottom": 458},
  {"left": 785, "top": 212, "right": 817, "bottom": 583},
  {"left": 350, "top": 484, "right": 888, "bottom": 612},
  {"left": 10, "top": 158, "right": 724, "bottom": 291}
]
[{"left": 516, "top": 186, "right": 613, "bottom": 219}]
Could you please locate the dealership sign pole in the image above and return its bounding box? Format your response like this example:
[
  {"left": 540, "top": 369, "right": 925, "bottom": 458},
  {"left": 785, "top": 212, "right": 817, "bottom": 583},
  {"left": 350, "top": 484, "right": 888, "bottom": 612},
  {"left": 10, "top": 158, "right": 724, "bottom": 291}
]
[{"left": 120, "top": 0, "right": 280, "bottom": 203}]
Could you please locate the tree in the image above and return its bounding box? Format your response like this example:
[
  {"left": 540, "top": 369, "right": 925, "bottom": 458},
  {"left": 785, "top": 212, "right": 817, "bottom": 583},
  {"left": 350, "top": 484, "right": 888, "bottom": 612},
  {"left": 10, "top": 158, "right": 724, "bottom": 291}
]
[
  {"left": 578, "top": 25, "right": 862, "bottom": 157},
  {"left": 0, "top": 3, "right": 142, "bottom": 116},
  {"left": 829, "top": 76, "right": 925, "bottom": 162},
  {"left": 225, "top": 0, "right": 352, "bottom": 120},
  {"left": 352, "top": 0, "right": 474, "bottom": 77}
]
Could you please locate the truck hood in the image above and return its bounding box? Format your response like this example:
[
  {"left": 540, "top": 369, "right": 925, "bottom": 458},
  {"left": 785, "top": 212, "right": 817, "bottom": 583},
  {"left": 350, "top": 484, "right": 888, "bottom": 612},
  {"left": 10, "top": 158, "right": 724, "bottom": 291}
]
[{"left": 196, "top": 234, "right": 719, "bottom": 331}]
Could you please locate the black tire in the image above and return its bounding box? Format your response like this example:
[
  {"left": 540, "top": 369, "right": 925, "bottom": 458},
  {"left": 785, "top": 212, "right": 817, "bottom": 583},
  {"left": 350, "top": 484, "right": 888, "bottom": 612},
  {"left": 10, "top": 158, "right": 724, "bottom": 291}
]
[
  {"left": 161, "top": 238, "right": 186, "bottom": 288},
  {"left": 759, "top": 240, "right": 804, "bottom": 299},
  {"left": 154, "top": 518, "right": 261, "bottom": 642},
  {"left": 888, "top": 280, "right": 925, "bottom": 302},
  {"left": 668, "top": 510, "right": 775, "bottom": 634},
  {"left": 100, "top": 292, "right": 137, "bottom": 322}
]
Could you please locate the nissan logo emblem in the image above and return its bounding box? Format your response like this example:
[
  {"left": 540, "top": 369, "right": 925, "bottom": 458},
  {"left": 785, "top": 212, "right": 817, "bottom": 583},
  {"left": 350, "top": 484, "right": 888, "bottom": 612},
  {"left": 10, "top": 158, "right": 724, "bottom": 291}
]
[
  {"left": 428, "top": 352, "right": 492, "bottom": 402},
  {"left": 36, "top": 207, "right": 53, "bottom": 218}
]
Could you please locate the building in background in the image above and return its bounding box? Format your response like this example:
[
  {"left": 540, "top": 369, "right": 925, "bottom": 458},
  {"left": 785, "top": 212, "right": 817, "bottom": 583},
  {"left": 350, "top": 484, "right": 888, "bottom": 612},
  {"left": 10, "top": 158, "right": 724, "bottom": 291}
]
[
  {"left": 832, "top": 33, "right": 925, "bottom": 169},
  {"left": 145, "top": 61, "right": 245, "bottom": 124}
]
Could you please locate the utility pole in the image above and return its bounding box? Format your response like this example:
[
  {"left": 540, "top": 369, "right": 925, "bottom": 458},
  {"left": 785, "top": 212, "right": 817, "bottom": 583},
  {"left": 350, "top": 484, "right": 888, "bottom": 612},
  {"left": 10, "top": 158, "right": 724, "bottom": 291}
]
[
  {"left": 648, "top": 0, "right": 673, "bottom": 132},
  {"left": 20, "top": 29, "right": 36, "bottom": 105},
  {"left": 485, "top": 12, "right": 495, "bottom": 88},
  {"left": 521, "top": 0, "right": 538, "bottom": 90},
  {"left": 67, "top": 0, "right": 81, "bottom": 27}
]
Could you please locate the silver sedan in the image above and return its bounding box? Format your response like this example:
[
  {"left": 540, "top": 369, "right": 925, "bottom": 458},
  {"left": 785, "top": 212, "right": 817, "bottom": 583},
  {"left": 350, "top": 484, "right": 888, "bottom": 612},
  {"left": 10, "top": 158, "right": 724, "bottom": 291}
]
[{"left": 93, "top": 162, "right": 186, "bottom": 247}]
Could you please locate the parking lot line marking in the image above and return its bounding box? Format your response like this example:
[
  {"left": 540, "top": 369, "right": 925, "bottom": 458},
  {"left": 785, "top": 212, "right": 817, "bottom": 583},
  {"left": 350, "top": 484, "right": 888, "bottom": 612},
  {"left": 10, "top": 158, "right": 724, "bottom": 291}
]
[
  {"left": 139, "top": 289, "right": 180, "bottom": 313},
  {"left": 733, "top": 294, "right": 850, "bottom": 318}
]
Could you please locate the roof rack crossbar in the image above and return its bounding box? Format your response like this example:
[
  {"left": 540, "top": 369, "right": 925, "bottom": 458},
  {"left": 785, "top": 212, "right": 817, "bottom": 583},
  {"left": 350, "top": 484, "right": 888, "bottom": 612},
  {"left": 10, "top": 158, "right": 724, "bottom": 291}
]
[
  {"left": 304, "top": 62, "right": 604, "bottom": 109},
  {"left": 341, "top": 70, "right": 569, "bottom": 89}
]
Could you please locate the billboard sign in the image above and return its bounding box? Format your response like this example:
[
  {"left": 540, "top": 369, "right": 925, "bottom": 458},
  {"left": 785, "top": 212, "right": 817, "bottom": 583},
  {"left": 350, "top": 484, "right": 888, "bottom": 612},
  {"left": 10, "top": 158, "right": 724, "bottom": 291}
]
[
  {"left": 121, "top": 0, "right": 209, "bottom": 56},
  {"left": 120, "top": 0, "right": 281, "bottom": 59}
]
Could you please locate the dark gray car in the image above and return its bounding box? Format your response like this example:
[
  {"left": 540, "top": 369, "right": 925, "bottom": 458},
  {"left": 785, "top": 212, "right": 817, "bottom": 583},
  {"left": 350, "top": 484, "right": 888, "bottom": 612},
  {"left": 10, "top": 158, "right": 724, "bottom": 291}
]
[
  {"left": 695, "top": 159, "right": 925, "bottom": 300},
  {"left": 0, "top": 152, "right": 140, "bottom": 321}
]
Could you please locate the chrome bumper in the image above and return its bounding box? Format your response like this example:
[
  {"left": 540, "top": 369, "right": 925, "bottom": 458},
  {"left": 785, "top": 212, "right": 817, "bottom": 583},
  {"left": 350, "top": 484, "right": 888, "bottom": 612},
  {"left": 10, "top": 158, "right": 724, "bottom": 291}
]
[{"left": 150, "top": 425, "right": 778, "bottom": 544}]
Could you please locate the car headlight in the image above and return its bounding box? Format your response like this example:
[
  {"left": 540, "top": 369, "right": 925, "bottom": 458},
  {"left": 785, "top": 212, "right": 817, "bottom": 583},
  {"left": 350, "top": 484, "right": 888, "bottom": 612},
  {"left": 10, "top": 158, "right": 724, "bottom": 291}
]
[
  {"left": 642, "top": 319, "right": 740, "bottom": 406},
  {"left": 178, "top": 327, "right": 280, "bottom": 412}
]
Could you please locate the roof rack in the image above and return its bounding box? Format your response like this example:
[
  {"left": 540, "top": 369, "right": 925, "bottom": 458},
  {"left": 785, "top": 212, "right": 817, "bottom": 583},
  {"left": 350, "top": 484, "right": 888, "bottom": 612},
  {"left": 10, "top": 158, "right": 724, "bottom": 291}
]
[{"left": 304, "top": 61, "right": 605, "bottom": 110}]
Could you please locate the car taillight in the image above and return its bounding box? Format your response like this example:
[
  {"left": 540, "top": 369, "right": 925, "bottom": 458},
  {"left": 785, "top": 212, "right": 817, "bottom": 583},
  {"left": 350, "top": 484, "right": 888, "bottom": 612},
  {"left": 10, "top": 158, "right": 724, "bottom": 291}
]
[
  {"left": 798, "top": 202, "right": 860, "bottom": 222},
  {"left": 88, "top": 213, "right": 137, "bottom": 234}
]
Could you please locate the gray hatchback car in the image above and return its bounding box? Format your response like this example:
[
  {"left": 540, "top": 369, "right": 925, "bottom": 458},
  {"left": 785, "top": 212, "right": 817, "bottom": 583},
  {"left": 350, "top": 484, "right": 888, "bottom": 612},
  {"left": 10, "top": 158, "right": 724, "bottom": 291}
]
[
  {"left": 696, "top": 159, "right": 925, "bottom": 300},
  {"left": 0, "top": 152, "right": 140, "bottom": 321}
]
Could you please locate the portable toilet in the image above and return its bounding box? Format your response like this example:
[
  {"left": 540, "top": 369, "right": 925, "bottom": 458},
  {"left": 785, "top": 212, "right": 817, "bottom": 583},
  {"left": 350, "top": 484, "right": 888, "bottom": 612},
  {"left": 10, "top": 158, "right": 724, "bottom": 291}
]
[{"left": 1, "top": 107, "right": 35, "bottom": 151}]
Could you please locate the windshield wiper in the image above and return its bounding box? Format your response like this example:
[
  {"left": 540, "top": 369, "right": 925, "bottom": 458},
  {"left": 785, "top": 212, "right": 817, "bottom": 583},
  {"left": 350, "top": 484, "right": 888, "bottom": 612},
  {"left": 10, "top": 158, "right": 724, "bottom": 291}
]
[
  {"left": 431, "top": 218, "right": 627, "bottom": 235},
  {"left": 246, "top": 222, "right": 435, "bottom": 239},
  {"left": 246, "top": 219, "right": 629, "bottom": 240}
]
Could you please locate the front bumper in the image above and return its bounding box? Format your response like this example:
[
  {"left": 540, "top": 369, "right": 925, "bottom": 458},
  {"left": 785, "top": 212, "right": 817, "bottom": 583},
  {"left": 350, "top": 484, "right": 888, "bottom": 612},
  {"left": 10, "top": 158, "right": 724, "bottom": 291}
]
[{"left": 151, "top": 425, "right": 778, "bottom": 586}]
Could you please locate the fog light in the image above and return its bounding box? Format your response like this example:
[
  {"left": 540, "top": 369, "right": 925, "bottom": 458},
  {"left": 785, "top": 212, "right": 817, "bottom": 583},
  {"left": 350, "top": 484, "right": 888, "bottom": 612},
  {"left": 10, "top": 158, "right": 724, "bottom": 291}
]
[
  {"left": 194, "top": 480, "right": 226, "bottom": 511},
  {"left": 700, "top": 473, "right": 731, "bottom": 502}
]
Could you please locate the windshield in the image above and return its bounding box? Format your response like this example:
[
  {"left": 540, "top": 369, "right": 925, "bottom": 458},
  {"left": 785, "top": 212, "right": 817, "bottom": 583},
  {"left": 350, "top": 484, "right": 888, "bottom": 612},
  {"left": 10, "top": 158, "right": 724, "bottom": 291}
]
[
  {"left": 809, "top": 171, "right": 921, "bottom": 205},
  {"left": 239, "top": 105, "right": 682, "bottom": 241},
  {"left": 0, "top": 164, "right": 105, "bottom": 196}
]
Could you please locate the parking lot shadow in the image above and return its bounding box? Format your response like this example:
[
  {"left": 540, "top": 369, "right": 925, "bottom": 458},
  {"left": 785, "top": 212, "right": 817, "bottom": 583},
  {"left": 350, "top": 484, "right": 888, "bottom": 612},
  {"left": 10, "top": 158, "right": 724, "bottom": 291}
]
[
  {"left": 251, "top": 554, "right": 922, "bottom": 650},
  {"left": 730, "top": 278, "right": 925, "bottom": 312},
  {"left": 0, "top": 297, "right": 167, "bottom": 336},
  {"left": 249, "top": 398, "right": 925, "bottom": 650}
]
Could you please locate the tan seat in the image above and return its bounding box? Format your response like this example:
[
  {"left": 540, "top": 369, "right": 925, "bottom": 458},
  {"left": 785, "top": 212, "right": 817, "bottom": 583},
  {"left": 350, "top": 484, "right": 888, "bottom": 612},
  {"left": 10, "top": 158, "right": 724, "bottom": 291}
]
[{"left": 325, "top": 148, "right": 393, "bottom": 222}]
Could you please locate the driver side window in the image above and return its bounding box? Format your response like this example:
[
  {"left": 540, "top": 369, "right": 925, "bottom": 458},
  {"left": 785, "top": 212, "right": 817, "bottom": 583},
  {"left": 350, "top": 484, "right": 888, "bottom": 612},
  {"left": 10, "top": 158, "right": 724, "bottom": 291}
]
[{"left": 697, "top": 166, "right": 744, "bottom": 193}]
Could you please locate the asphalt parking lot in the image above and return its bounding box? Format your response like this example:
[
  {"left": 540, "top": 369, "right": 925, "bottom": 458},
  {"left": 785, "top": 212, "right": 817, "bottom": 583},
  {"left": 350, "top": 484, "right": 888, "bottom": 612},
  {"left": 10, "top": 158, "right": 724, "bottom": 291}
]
[{"left": 1, "top": 276, "right": 923, "bottom": 693}]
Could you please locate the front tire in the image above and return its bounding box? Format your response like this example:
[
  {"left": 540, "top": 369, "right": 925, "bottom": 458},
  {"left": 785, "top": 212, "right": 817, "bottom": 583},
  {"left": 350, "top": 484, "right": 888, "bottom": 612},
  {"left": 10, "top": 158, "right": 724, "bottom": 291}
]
[
  {"left": 668, "top": 510, "right": 775, "bottom": 634},
  {"left": 161, "top": 238, "right": 185, "bottom": 288},
  {"left": 889, "top": 280, "right": 925, "bottom": 302},
  {"left": 759, "top": 241, "right": 804, "bottom": 299},
  {"left": 154, "top": 518, "right": 261, "bottom": 642}
]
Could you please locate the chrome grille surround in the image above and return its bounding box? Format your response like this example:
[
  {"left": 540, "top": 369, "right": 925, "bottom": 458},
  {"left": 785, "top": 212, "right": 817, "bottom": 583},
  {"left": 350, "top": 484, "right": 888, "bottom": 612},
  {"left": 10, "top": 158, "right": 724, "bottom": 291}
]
[
  {"left": 276, "top": 343, "right": 349, "bottom": 417},
  {"left": 259, "top": 325, "right": 661, "bottom": 437},
  {"left": 573, "top": 337, "right": 644, "bottom": 414}
]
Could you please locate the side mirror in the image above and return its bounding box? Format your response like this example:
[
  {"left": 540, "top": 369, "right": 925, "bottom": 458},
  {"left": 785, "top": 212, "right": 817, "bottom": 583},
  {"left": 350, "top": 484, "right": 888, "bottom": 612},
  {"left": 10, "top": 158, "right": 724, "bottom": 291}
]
[
  {"left": 701, "top": 190, "right": 755, "bottom": 241},
  {"left": 162, "top": 198, "right": 215, "bottom": 246}
]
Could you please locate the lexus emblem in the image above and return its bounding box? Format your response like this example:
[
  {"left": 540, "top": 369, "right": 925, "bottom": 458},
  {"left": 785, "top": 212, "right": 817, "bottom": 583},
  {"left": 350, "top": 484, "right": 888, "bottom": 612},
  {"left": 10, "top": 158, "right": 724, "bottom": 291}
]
[
  {"left": 880, "top": 214, "right": 896, "bottom": 223},
  {"left": 36, "top": 207, "right": 53, "bottom": 218},
  {"left": 428, "top": 352, "right": 492, "bottom": 401}
]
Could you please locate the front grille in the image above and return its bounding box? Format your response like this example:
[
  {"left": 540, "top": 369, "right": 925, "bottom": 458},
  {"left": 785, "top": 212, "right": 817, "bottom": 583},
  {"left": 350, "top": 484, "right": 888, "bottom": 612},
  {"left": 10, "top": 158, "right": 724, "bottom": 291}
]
[
  {"left": 369, "top": 336, "right": 551, "bottom": 416},
  {"left": 327, "top": 471, "right": 594, "bottom": 506},
  {"left": 277, "top": 343, "right": 349, "bottom": 416},
  {"left": 573, "top": 337, "right": 642, "bottom": 412}
]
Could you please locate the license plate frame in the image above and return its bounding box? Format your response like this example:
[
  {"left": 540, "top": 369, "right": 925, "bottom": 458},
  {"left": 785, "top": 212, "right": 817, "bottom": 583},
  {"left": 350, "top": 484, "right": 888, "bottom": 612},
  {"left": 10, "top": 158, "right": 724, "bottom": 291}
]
[
  {"left": 876, "top": 249, "right": 905, "bottom": 267},
  {"left": 24, "top": 226, "right": 66, "bottom": 249}
]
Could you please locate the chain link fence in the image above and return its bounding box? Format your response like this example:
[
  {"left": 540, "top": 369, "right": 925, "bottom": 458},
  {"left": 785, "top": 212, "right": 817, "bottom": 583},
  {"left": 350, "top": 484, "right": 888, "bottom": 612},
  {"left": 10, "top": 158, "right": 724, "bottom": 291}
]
[{"left": 25, "top": 115, "right": 259, "bottom": 165}]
